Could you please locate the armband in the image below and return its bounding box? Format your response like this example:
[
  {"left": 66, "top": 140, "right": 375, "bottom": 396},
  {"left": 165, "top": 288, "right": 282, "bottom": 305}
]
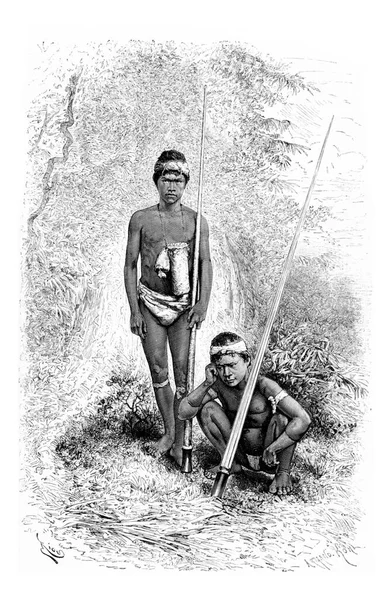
[{"left": 268, "top": 390, "right": 288, "bottom": 414}]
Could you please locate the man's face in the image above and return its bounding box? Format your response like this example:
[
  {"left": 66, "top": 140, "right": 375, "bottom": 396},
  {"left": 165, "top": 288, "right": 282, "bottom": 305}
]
[
  {"left": 215, "top": 353, "right": 249, "bottom": 387},
  {"left": 157, "top": 172, "right": 187, "bottom": 205}
]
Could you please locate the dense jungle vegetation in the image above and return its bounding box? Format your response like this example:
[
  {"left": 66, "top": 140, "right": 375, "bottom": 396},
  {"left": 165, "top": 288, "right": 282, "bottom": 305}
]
[{"left": 21, "top": 40, "right": 367, "bottom": 570}]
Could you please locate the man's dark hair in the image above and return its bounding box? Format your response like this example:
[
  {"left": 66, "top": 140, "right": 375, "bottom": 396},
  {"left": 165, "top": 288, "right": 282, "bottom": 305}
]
[
  {"left": 210, "top": 331, "right": 251, "bottom": 364},
  {"left": 152, "top": 149, "right": 190, "bottom": 186}
]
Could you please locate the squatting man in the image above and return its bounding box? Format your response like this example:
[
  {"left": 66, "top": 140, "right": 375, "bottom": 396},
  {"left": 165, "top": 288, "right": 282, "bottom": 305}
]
[
  {"left": 179, "top": 332, "right": 311, "bottom": 494},
  {"left": 124, "top": 150, "right": 213, "bottom": 466}
]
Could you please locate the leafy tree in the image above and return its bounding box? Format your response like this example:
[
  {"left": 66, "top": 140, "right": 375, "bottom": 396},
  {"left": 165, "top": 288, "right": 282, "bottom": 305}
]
[{"left": 23, "top": 40, "right": 365, "bottom": 437}]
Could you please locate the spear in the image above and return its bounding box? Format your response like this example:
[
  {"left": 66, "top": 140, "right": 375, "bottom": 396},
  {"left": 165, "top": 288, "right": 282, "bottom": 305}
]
[
  {"left": 181, "top": 85, "right": 208, "bottom": 473},
  {"left": 211, "top": 117, "right": 334, "bottom": 497}
]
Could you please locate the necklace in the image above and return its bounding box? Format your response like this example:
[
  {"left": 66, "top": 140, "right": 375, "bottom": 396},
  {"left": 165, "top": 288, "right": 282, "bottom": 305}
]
[{"left": 157, "top": 203, "right": 186, "bottom": 247}]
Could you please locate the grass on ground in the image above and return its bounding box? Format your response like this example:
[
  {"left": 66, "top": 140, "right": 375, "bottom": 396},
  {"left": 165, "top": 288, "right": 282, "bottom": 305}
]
[{"left": 21, "top": 373, "right": 364, "bottom": 571}]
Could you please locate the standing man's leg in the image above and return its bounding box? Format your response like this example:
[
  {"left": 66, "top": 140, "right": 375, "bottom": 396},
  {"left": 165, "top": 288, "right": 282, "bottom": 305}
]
[
  {"left": 139, "top": 302, "right": 175, "bottom": 454},
  {"left": 167, "top": 311, "right": 191, "bottom": 465}
]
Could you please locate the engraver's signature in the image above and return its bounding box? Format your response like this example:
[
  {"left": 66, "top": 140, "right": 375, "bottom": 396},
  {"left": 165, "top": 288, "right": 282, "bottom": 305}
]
[
  {"left": 36, "top": 533, "right": 65, "bottom": 564},
  {"left": 305, "top": 545, "right": 358, "bottom": 569}
]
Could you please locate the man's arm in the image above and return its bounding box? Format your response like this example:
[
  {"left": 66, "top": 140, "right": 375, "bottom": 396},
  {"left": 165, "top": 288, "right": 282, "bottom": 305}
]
[
  {"left": 124, "top": 212, "right": 147, "bottom": 339},
  {"left": 259, "top": 376, "right": 311, "bottom": 456},
  {"left": 188, "top": 215, "right": 213, "bottom": 329},
  {"left": 178, "top": 364, "right": 218, "bottom": 420},
  {"left": 178, "top": 383, "right": 218, "bottom": 421}
]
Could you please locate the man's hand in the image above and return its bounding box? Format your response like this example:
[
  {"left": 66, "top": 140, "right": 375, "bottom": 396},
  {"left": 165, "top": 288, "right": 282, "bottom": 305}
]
[
  {"left": 205, "top": 363, "right": 217, "bottom": 385},
  {"left": 130, "top": 313, "right": 147, "bottom": 340},
  {"left": 187, "top": 301, "right": 207, "bottom": 329},
  {"left": 263, "top": 446, "right": 279, "bottom": 467}
]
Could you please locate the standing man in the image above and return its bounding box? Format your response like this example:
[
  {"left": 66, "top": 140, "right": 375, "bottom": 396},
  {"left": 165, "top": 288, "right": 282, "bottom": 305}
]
[{"left": 124, "top": 150, "right": 213, "bottom": 466}]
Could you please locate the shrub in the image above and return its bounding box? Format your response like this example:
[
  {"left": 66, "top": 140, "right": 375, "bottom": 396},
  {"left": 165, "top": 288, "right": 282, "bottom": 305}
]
[{"left": 262, "top": 328, "right": 366, "bottom": 436}]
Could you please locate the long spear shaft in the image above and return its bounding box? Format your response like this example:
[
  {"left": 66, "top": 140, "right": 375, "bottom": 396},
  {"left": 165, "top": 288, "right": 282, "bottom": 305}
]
[
  {"left": 211, "top": 116, "right": 334, "bottom": 497},
  {"left": 181, "top": 85, "right": 208, "bottom": 473}
]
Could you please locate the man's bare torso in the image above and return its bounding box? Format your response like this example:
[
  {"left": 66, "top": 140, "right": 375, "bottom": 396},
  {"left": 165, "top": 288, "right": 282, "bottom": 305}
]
[
  {"left": 137, "top": 204, "right": 196, "bottom": 295},
  {"left": 213, "top": 377, "right": 273, "bottom": 429}
]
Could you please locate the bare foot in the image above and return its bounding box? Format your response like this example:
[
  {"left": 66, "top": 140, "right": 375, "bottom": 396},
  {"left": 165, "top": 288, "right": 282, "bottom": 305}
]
[
  {"left": 269, "top": 471, "right": 292, "bottom": 495},
  {"left": 155, "top": 434, "right": 174, "bottom": 456},
  {"left": 168, "top": 442, "right": 184, "bottom": 467},
  {"left": 205, "top": 462, "right": 243, "bottom": 478}
]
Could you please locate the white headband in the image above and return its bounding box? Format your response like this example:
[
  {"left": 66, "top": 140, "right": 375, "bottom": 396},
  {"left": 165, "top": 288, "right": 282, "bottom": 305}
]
[
  {"left": 160, "top": 161, "right": 190, "bottom": 178},
  {"left": 210, "top": 340, "right": 247, "bottom": 357}
]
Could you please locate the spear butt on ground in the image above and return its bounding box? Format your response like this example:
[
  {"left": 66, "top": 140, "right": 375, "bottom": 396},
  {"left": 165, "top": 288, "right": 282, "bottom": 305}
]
[
  {"left": 181, "top": 86, "right": 208, "bottom": 473},
  {"left": 211, "top": 117, "right": 335, "bottom": 497}
]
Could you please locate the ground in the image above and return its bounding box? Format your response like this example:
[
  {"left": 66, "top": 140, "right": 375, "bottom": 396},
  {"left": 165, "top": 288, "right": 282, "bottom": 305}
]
[{"left": 20, "top": 379, "right": 364, "bottom": 571}]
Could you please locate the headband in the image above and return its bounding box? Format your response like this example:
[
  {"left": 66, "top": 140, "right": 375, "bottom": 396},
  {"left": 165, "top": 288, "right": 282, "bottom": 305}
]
[
  {"left": 210, "top": 340, "right": 248, "bottom": 357},
  {"left": 154, "top": 160, "right": 190, "bottom": 179}
]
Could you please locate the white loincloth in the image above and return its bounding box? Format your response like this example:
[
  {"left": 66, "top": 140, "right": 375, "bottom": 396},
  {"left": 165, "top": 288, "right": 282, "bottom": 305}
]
[{"left": 138, "top": 281, "right": 190, "bottom": 326}]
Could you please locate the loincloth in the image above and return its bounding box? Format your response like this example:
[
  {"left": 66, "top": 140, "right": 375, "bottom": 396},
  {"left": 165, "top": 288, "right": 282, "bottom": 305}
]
[{"left": 138, "top": 281, "right": 190, "bottom": 326}]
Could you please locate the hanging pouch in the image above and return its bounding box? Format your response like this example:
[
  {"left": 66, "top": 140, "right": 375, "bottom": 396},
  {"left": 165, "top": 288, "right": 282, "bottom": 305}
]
[
  {"left": 155, "top": 247, "right": 170, "bottom": 278},
  {"left": 168, "top": 242, "right": 190, "bottom": 295}
]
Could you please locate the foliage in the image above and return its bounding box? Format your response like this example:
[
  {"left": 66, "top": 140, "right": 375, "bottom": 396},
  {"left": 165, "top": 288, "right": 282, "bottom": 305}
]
[
  {"left": 47, "top": 366, "right": 362, "bottom": 569},
  {"left": 204, "top": 42, "right": 314, "bottom": 183},
  {"left": 215, "top": 215, "right": 366, "bottom": 439},
  {"left": 263, "top": 329, "right": 365, "bottom": 436},
  {"left": 24, "top": 39, "right": 326, "bottom": 379},
  {"left": 105, "top": 371, "right": 161, "bottom": 438},
  {"left": 21, "top": 43, "right": 367, "bottom": 571},
  {"left": 55, "top": 369, "right": 161, "bottom": 469},
  {"left": 22, "top": 39, "right": 366, "bottom": 439},
  {"left": 233, "top": 251, "right": 367, "bottom": 437},
  {"left": 24, "top": 238, "right": 92, "bottom": 356},
  {"left": 48, "top": 420, "right": 362, "bottom": 570},
  {"left": 17, "top": 41, "right": 369, "bottom": 576},
  {"left": 274, "top": 261, "right": 363, "bottom": 354}
]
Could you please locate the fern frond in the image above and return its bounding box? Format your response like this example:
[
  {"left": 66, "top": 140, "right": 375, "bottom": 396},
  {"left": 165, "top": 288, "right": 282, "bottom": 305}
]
[
  {"left": 260, "top": 118, "right": 291, "bottom": 133},
  {"left": 263, "top": 135, "right": 308, "bottom": 155}
]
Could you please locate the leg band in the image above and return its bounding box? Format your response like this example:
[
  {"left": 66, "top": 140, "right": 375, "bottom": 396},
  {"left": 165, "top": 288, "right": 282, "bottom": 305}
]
[{"left": 153, "top": 378, "right": 170, "bottom": 389}]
